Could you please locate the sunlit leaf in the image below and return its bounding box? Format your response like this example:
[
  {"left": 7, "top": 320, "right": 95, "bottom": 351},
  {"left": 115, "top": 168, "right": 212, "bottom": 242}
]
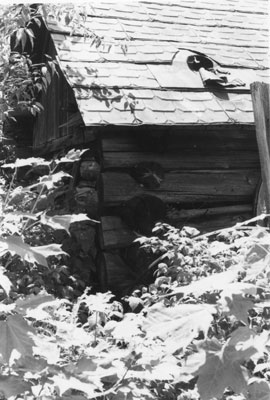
[
  {"left": 0, "top": 266, "right": 12, "bottom": 295},
  {"left": 57, "top": 148, "right": 89, "bottom": 163},
  {"left": 37, "top": 171, "right": 72, "bottom": 190},
  {"left": 32, "top": 335, "right": 60, "bottom": 364},
  {"left": 226, "top": 327, "right": 259, "bottom": 361},
  {"left": 127, "top": 296, "right": 144, "bottom": 312},
  {"left": 0, "top": 235, "right": 67, "bottom": 267},
  {"left": 78, "top": 291, "right": 115, "bottom": 313},
  {"left": 15, "top": 291, "right": 55, "bottom": 315},
  {"left": 50, "top": 373, "right": 99, "bottom": 396},
  {"left": 0, "top": 303, "right": 15, "bottom": 313},
  {"left": 144, "top": 303, "right": 215, "bottom": 353},
  {"left": 166, "top": 268, "right": 239, "bottom": 298},
  {"left": 220, "top": 293, "right": 254, "bottom": 324},
  {"left": 195, "top": 338, "right": 249, "bottom": 400},
  {"left": 40, "top": 213, "right": 96, "bottom": 232},
  {"left": 0, "top": 314, "right": 36, "bottom": 363},
  {"left": 2, "top": 157, "right": 48, "bottom": 169},
  {"left": 111, "top": 313, "right": 143, "bottom": 341},
  {"left": 248, "top": 379, "right": 270, "bottom": 400},
  {"left": 0, "top": 375, "right": 31, "bottom": 397}
]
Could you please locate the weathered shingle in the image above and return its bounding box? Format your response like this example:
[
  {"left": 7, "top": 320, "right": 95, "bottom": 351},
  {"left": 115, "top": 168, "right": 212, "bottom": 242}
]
[{"left": 49, "top": 0, "right": 268, "bottom": 127}]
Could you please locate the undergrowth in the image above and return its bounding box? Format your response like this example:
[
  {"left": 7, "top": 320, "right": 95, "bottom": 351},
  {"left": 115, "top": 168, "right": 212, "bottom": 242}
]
[{"left": 0, "top": 149, "right": 269, "bottom": 400}]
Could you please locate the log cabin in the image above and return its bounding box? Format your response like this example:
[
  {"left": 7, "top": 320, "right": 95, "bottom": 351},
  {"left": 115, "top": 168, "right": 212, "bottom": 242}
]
[{"left": 9, "top": 0, "right": 270, "bottom": 293}]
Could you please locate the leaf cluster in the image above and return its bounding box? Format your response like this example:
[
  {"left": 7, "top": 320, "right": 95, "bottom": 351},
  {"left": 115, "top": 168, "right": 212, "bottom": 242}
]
[{"left": 0, "top": 150, "right": 269, "bottom": 399}]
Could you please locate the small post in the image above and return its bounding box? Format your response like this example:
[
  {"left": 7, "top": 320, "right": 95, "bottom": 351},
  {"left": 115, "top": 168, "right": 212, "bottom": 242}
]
[{"left": 251, "top": 82, "right": 270, "bottom": 215}]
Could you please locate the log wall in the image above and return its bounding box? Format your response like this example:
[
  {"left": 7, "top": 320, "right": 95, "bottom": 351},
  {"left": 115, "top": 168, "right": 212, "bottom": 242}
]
[
  {"left": 100, "top": 125, "right": 260, "bottom": 210},
  {"left": 96, "top": 124, "right": 261, "bottom": 290}
]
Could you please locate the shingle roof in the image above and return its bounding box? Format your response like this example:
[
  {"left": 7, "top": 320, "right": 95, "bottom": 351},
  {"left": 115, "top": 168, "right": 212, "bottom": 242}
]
[{"left": 47, "top": 0, "right": 269, "bottom": 126}]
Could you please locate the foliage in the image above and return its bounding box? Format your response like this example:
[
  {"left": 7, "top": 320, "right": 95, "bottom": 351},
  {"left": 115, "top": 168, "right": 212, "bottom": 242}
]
[
  {"left": 0, "top": 150, "right": 269, "bottom": 399},
  {"left": 0, "top": 7, "right": 269, "bottom": 399},
  {"left": 0, "top": 4, "right": 138, "bottom": 136},
  {"left": 0, "top": 3, "right": 129, "bottom": 126},
  {"left": 0, "top": 5, "right": 55, "bottom": 121}
]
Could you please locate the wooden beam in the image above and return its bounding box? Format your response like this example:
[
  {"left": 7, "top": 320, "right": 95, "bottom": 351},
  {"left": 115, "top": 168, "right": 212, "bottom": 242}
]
[
  {"left": 99, "top": 216, "right": 136, "bottom": 250},
  {"left": 251, "top": 82, "right": 270, "bottom": 214},
  {"left": 103, "top": 151, "right": 259, "bottom": 171},
  {"left": 169, "top": 204, "right": 253, "bottom": 220},
  {"left": 101, "top": 128, "right": 258, "bottom": 153},
  {"left": 101, "top": 170, "right": 259, "bottom": 206}
]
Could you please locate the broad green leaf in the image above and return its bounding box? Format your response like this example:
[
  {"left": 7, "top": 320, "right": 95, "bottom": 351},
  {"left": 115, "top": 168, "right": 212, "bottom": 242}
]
[
  {"left": 14, "top": 354, "right": 48, "bottom": 373},
  {"left": 1, "top": 157, "right": 48, "bottom": 169},
  {"left": 127, "top": 296, "right": 144, "bottom": 311},
  {"left": 150, "top": 357, "right": 182, "bottom": 381},
  {"left": 78, "top": 291, "right": 115, "bottom": 313},
  {"left": 39, "top": 171, "right": 72, "bottom": 189},
  {"left": 66, "top": 357, "right": 118, "bottom": 385},
  {"left": 196, "top": 352, "right": 248, "bottom": 400},
  {"left": 0, "top": 303, "right": 15, "bottom": 313},
  {"left": 144, "top": 303, "right": 215, "bottom": 353},
  {"left": 243, "top": 254, "right": 270, "bottom": 281},
  {"left": 54, "top": 320, "right": 91, "bottom": 347},
  {"left": 57, "top": 148, "right": 89, "bottom": 163},
  {"left": 209, "top": 240, "right": 230, "bottom": 255},
  {"left": 254, "top": 361, "right": 270, "bottom": 374},
  {"left": 8, "top": 211, "right": 39, "bottom": 220},
  {"left": 40, "top": 213, "right": 94, "bottom": 232},
  {"left": 29, "top": 171, "right": 72, "bottom": 190},
  {"left": 50, "top": 374, "right": 99, "bottom": 397},
  {"left": 0, "top": 236, "right": 67, "bottom": 267},
  {"left": 15, "top": 292, "right": 55, "bottom": 315},
  {"left": 0, "top": 314, "right": 36, "bottom": 363},
  {"left": 0, "top": 375, "right": 31, "bottom": 397},
  {"left": 166, "top": 268, "right": 239, "bottom": 298},
  {"left": 74, "top": 357, "right": 97, "bottom": 373},
  {"left": 0, "top": 266, "right": 12, "bottom": 295},
  {"left": 32, "top": 335, "right": 60, "bottom": 364},
  {"left": 194, "top": 328, "right": 265, "bottom": 400},
  {"left": 225, "top": 327, "right": 258, "bottom": 362},
  {"left": 227, "top": 328, "right": 269, "bottom": 361},
  {"left": 177, "top": 348, "right": 206, "bottom": 382},
  {"left": 195, "top": 338, "right": 249, "bottom": 400},
  {"left": 248, "top": 379, "right": 270, "bottom": 400},
  {"left": 111, "top": 313, "right": 143, "bottom": 341},
  {"left": 220, "top": 293, "right": 254, "bottom": 324},
  {"left": 116, "top": 381, "right": 155, "bottom": 400}
]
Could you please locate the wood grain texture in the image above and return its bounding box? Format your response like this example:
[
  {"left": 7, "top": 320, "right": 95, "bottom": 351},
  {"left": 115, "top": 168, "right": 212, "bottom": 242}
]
[
  {"left": 100, "top": 216, "right": 136, "bottom": 249},
  {"left": 251, "top": 82, "right": 270, "bottom": 214},
  {"left": 101, "top": 126, "right": 258, "bottom": 153},
  {"left": 103, "top": 151, "right": 259, "bottom": 171},
  {"left": 101, "top": 170, "right": 260, "bottom": 206}
]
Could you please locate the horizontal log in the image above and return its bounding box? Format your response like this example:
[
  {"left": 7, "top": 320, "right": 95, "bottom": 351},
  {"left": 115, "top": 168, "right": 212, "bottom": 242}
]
[
  {"left": 100, "top": 216, "right": 136, "bottom": 250},
  {"left": 101, "top": 128, "right": 258, "bottom": 153},
  {"left": 173, "top": 212, "right": 253, "bottom": 233},
  {"left": 101, "top": 171, "right": 260, "bottom": 206},
  {"left": 103, "top": 151, "right": 260, "bottom": 170},
  {"left": 168, "top": 204, "right": 253, "bottom": 221}
]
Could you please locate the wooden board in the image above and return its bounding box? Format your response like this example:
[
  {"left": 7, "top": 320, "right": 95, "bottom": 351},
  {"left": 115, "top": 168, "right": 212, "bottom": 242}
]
[
  {"left": 103, "top": 150, "right": 259, "bottom": 171},
  {"left": 173, "top": 212, "right": 252, "bottom": 233},
  {"left": 99, "top": 216, "right": 136, "bottom": 249},
  {"left": 251, "top": 82, "right": 270, "bottom": 214},
  {"left": 101, "top": 126, "right": 258, "bottom": 153},
  {"left": 168, "top": 204, "right": 253, "bottom": 232},
  {"left": 101, "top": 170, "right": 260, "bottom": 206},
  {"left": 101, "top": 252, "right": 137, "bottom": 295},
  {"left": 169, "top": 204, "right": 253, "bottom": 220}
]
